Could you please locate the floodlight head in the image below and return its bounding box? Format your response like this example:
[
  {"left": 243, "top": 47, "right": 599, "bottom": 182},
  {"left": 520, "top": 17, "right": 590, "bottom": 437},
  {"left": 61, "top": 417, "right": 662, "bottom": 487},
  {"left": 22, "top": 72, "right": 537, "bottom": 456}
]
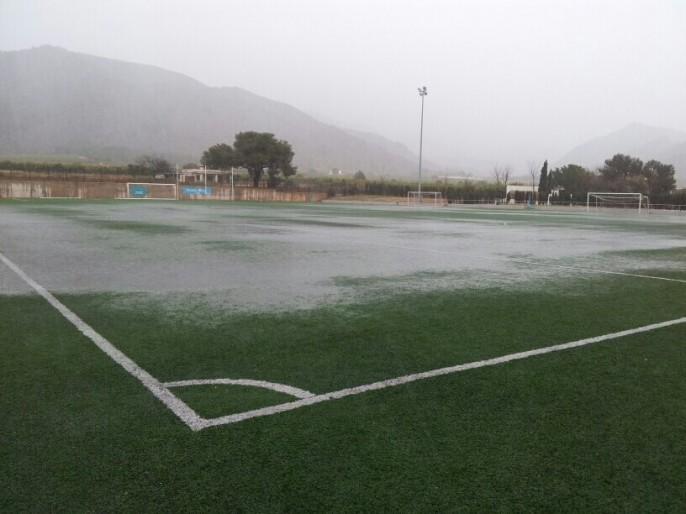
[{"left": 417, "top": 86, "right": 428, "bottom": 96}]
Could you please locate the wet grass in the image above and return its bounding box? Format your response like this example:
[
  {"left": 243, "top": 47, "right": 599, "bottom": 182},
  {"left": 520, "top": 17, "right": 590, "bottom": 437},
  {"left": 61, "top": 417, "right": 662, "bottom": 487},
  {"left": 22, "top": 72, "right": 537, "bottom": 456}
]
[
  {"left": 333, "top": 270, "right": 461, "bottom": 288},
  {"left": 2, "top": 199, "right": 686, "bottom": 510},
  {"left": 14, "top": 205, "right": 88, "bottom": 217},
  {"left": 79, "top": 219, "right": 189, "bottom": 235},
  {"left": 602, "top": 246, "right": 686, "bottom": 261},
  {"left": 2, "top": 275, "right": 686, "bottom": 511},
  {"left": 57, "top": 273, "right": 686, "bottom": 394},
  {"left": 173, "top": 384, "right": 294, "bottom": 418},
  {"left": 261, "top": 217, "right": 370, "bottom": 228},
  {"left": 200, "top": 240, "right": 259, "bottom": 252},
  {"left": 5, "top": 199, "right": 686, "bottom": 238}
]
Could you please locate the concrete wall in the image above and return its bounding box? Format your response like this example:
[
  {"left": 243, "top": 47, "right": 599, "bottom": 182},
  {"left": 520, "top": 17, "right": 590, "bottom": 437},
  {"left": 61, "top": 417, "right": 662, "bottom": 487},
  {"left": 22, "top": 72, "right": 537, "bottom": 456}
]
[
  {"left": 180, "top": 186, "right": 326, "bottom": 202},
  {"left": 0, "top": 179, "right": 326, "bottom": 203},
  {"left": 0, "top": 180, "right": 126, "bottom": 199}
]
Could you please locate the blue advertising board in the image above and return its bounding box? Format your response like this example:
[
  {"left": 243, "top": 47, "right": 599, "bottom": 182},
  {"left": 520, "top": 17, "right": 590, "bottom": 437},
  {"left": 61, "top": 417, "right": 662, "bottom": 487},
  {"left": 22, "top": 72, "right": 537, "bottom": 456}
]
[
  {"left": 182, "top": 187, "right": 213, "bottom": 196},
  {"left": 129, "top": 185, "right": 150, "bottom": 198}
]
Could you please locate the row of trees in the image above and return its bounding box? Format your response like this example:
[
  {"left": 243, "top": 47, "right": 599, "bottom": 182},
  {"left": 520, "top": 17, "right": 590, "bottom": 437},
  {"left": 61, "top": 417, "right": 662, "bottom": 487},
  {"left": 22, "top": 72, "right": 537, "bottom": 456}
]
[
  {"left": 0, "top": 132, "right": 297, "bottom": 188},
  {"left": 291, "top": 176, "right": 505, "bottom": 202},
  {"left": 0, "top": 158, "right": 173, "bottom": 177},
  {"left": 499, "top": 154, "right": 678, "bottom": 203},
  {"left": 547, "top": 154, "right": 676, "bottom": 201},
  {"left": 201, "top": 132, "right": 296, "bottom": 187}
]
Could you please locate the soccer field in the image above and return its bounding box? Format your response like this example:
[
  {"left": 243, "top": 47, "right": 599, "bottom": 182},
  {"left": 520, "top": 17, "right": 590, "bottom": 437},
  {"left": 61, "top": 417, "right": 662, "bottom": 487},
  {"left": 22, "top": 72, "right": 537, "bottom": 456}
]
[{"left": 2, "top": 199, "right": 686, "bottom": 511}]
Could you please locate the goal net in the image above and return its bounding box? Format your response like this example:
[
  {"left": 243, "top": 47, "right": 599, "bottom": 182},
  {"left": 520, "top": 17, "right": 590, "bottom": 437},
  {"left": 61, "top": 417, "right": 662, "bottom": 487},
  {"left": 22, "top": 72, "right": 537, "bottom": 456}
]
[
  {"left": 407, "top": 191, "right": 443, "bottom": 206},
  {"left": 126, "top": 183, "right": 177, "bottom": 200},
  {"left": 586, "top": 192, "right": 648, "bottom": 213}
]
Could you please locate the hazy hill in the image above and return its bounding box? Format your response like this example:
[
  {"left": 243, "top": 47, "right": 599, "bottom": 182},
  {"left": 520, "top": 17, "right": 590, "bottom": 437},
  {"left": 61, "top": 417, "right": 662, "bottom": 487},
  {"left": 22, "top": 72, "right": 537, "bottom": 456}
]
[
  {"left": 559, "top": 123, "right": 686, "bottom": 184},
  {"left": 0, "top": 46, "right": 420, "bottom": 176}
]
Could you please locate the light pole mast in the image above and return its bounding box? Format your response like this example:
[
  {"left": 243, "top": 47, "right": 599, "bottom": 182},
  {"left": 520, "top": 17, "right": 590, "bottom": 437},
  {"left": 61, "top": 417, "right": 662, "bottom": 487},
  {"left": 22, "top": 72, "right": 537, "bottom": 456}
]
[{"left": 417, "top": 86, "right": 428, "bottom": 199}]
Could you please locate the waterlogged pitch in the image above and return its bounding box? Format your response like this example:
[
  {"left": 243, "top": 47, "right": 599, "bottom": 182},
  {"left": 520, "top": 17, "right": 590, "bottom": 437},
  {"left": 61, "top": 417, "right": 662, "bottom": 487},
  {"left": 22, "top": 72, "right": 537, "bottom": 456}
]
[{"left": 2, "top": 199, "right": 686, "bottom": 511}]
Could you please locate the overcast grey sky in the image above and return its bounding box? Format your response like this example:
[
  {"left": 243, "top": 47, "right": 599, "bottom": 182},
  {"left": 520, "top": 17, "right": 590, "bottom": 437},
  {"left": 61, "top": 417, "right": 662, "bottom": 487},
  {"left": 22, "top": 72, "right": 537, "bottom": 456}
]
[{"left": 2, "top": 0, "right": 685, "bottom": 173}]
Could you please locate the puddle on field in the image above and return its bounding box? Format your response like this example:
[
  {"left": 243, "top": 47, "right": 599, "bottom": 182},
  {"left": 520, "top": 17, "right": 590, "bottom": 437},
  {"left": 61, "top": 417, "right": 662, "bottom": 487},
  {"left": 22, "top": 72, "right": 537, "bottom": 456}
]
[{"left": 0, "top": 201, "right": 684, "bottom": 313}]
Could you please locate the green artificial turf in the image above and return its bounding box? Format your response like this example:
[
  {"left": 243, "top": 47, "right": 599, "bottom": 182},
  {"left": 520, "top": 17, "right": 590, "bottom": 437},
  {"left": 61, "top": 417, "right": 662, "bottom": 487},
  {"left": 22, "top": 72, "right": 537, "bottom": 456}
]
[
  {"left": 173, "top": 385, "right": 296, "bottom": 418},
  {"left": 56, "top": 273, "right": 685, "bottom": 396},
  {"left": 79, "top": 219, "right": 189, "bottom": 235},
  {"left": 2, "top": 199, "right": 686, "bottom": 511},
  {"left": 1, "top": 292, "right": 685, "bottom": 512}
]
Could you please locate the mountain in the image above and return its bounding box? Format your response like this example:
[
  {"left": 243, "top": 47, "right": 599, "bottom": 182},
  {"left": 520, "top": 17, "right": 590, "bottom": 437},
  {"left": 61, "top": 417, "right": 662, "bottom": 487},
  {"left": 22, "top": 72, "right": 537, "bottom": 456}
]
[
  {"left": 559, "top": 123, "right": 686, "bottom": 184},
  {"left": 0, "top": 46, "right": 421, "bottom": 176}
]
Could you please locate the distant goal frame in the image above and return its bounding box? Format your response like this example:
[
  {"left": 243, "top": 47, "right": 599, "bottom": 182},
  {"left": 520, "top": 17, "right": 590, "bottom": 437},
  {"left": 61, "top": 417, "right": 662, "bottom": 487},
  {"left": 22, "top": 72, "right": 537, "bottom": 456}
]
[
  {"left": 407, "top": 191, "right": 443, "bottom": 207},
  {"left": 586, "top": 192, "right": 649, "bottom": 213},
  {"left": 125, "top": 183, "right": 178, "bottom": 200}
]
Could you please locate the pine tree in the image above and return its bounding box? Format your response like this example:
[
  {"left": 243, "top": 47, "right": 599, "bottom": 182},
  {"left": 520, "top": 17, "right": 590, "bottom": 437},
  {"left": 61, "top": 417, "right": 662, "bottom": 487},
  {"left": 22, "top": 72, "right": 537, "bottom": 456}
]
[{"left": 538, "top": 160, "right": 549, "bottom": 197}]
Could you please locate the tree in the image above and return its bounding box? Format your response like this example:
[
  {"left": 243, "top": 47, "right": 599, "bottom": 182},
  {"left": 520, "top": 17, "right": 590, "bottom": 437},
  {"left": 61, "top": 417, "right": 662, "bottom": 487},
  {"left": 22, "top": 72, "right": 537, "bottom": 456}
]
[
  {"left": 502, "top": 166, "right": 511, "bottom": 191},
  {"left": 353, "top": 170, "right": 367, "bottom": 181},
  {"left": 642, "top": 160, "right": 676, "bottom": 196},
  {"left": 493, "top": 164, "right": 511, "bottom": 199},
  {"left": 599, "top": 154, "right": 644, "bottom": 191},
  {"left": 528, "top": 161, "right": 539, "bottom": 203},
  {"left": 134, "top": 155, "right": 171, "bottom": 174},
  {"left": 538, "top": 160, "right": 549, "bottom": 198},
  {"left": 233, "top": 132, "right": 296, "bottom": 187},
  {"left": 201, "top": 143, "right": 235, "bottom": 170},
  {"left": 549, "top": 164, "right": 594, "bottom": 200}
]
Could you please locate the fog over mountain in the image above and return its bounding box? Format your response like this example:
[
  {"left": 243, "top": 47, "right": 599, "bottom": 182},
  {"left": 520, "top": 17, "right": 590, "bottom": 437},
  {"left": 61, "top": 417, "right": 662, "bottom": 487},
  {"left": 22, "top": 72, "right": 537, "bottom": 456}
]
[
  {"left": 2, "top": 1, "right": 685, "bottom": 178},
  {"left": 559, "top": 124, "right": 686, "bottom": 184},
  {"left": 0, "top": 46, "right": 423, "bottom": 176}
]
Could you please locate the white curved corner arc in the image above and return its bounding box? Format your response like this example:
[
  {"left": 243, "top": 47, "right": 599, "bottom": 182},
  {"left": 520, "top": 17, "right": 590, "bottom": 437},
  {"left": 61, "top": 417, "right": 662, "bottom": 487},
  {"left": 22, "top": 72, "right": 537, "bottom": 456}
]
[{"left": 163, "top": 378, "right": 316, "bottom": 399}]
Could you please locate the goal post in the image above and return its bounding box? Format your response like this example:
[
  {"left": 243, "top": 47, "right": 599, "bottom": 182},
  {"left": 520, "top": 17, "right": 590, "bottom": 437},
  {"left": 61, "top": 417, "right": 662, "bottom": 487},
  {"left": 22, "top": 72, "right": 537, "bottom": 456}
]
[
  {"left": 407, "top": 191, "right": 442, "bottom": 206},
  {"left": 586, "top": 192, "right": 648, "bottom": 213},
  {"left": 125, "top": 183, "right": 178, "bottom": 200}
]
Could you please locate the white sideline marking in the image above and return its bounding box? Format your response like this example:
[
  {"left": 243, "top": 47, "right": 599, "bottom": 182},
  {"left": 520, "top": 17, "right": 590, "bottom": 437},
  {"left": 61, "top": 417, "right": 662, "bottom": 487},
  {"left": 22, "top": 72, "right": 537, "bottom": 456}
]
[
  {"left": 372, "top": 242, "right": 686, "bottom": 285},
  {"left": 164, "top": 378, "right": 315, "bottom": 399},
  {"left": 199, "top": 316, "right": 686, "bottom": 429},
  {"left": 0, "top": 251, "right": 205, "bottom": 431},
  {"left": 518, "top": 261, "right": 686, "bottom": 284}
]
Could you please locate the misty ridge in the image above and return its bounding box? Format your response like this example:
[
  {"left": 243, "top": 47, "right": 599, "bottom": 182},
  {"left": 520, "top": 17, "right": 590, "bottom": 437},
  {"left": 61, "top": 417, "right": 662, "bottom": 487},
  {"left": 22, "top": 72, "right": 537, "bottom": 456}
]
[
  {"left": 1, "top": 45, "right": 685, "bottom": 183},
  {"left": 0, "top": 46, "right": 423, "bottom": 177}
]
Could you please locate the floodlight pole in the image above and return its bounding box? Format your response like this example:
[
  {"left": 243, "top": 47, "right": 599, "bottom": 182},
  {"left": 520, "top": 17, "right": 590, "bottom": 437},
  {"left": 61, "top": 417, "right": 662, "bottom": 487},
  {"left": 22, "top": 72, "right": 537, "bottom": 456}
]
[{"left": 417, "top": 86, "right": 428, "bottom": 200}]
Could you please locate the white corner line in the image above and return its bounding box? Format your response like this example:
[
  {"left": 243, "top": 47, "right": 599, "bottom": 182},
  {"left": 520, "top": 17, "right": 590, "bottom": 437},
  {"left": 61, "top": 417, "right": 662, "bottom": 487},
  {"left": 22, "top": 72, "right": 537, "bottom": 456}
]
[
  {"left": 164, "top": 378, "right": 315, "bottom": 399},
  {"left": 198, "top": 316, "right": 686, "bottom": 430},
  {"left": 0, "top": 251, "right": 205, "bottom": 432}
]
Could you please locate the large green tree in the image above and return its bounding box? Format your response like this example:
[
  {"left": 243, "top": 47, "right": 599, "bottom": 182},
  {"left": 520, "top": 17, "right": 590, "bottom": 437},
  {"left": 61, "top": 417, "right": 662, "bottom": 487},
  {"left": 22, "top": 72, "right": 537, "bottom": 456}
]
[
  {"left": 201, "top": 143, "right": 235, "bottom": 170},
  {"left": 599, "top": 154, "right": 644, "bottom": 191},
  {"left": 601, "top": 154, "right": 644, "bottom": 180},
  {"left": 233, "top": 132, "right": 296, "bottom": 187},
  {"left": 597, "top": 154, "right": 676, "bottom": 195},
  {"left": 201, "top": 133, "right": 297, "bottom": 187},
  {"left": 642, "top": 160, "right": 676, "bottom": 196},
  {"left": 549, "top": 164, "right": 594, "bottom": 200}
]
